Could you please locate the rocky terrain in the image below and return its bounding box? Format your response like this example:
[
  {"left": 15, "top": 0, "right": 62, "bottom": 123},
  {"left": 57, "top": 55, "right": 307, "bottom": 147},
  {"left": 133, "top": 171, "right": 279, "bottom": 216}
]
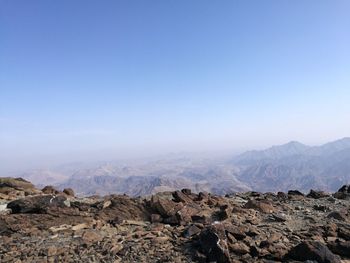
[{"left": 1, "top": 177, "right": 350, "bottom": 262}]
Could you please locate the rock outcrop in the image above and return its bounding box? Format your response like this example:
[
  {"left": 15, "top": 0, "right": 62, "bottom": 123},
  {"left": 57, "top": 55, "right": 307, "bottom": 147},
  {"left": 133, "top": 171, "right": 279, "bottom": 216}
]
[{"left": 1, "top": 178, "right": 350, "bottom": 262}]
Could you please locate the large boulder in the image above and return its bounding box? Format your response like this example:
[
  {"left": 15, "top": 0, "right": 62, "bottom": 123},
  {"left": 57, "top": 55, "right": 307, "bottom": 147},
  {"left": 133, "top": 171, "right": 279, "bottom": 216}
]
[
  {"left": 7, "top": 195, "right": 68, "bottom": 214},
  {"left": 286, "top": 241, "right": 341, "bottom": 263},
  {"left": 334, "top": 185, "right": 350, "bottom": 200}
]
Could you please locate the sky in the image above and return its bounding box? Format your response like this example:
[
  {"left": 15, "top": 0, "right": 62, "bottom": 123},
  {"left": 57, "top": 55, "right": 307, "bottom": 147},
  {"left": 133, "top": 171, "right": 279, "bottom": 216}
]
[{"left": 1, "top": 0, "right": 350, "bottom": 172}]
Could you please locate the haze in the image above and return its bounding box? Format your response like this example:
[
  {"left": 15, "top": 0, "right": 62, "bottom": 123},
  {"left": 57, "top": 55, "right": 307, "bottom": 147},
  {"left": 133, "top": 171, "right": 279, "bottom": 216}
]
[{"left": 1, "top": 0, "right": 350, "bottom": 173}]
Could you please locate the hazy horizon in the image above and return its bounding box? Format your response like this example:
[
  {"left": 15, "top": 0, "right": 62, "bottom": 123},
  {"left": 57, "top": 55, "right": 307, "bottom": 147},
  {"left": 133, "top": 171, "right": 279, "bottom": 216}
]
[{"left": 1, "top": 1, "right": 350, "bottom": 173}]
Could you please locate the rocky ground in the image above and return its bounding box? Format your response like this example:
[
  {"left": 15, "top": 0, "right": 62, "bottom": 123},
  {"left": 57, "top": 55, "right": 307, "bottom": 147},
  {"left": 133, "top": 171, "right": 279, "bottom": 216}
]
[{"left": 1, "top": 177, "right": 350, "bottom": 263}]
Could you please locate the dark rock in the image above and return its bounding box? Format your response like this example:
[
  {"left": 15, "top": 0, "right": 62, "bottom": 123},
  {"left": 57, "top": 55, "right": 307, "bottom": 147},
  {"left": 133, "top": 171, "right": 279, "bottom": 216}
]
[
  {"left": 327, "top": 240, "right": 350, "bottom": 257},
  {"left": 288, "top": 190, "right": 305, "bottom": 196},
  {"left": 277, "top": 192, "right": 288, "bottom": 200},
  {"left": 7, "top": 195, "right": 68, "bottom": 214},
  {"left": 183, "top": 225, "right": 201, "bottom": 238},
  {"left": 199, "top": 224, "right": 231, "bottom": 263},
  {"left": 181, "top": 188, "right": 192, "bottom": 195},
  {"left": 334, "top": 185, "right": 350, "bottom": 200},
  {"left": 0, "top": 218, "right": 13, "bottom": 236},
  {"left": 338, "top": 225, "right": 350, "bottom": 240},
  {"left": 63, "top": 188, "right": 75, "bottom": 197},
  {"left": 327, "top": 211, "right": 347, "bottom": 221},
  {"left": 286, "top": 241, "right": 341, "bottom": 263},
  {"left": 307, "top": 190, "right": 330, "bottom": 199}
]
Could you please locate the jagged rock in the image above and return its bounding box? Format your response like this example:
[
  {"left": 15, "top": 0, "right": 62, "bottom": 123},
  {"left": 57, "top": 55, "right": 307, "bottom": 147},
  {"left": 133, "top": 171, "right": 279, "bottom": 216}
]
[
  {"left": 307, "top": 189, "right": 330, "bottom": 199},
  {"left": 63, "top": 188, "right": 75, "bottom": 197},
  {"left": 7, "top": 195, "right": 68, "bottom": 213},
  {"left": 243, "top": 199, "right": 275, "bottom": 213},
  {"left": 287, "top": 241, "right": 341, "bottom": 263},
  {"left": 173, "top": 190, "right": 194, "bottom": 203},
  {"left": 199, "top": 224, "right": 231, "bottom": 263}
]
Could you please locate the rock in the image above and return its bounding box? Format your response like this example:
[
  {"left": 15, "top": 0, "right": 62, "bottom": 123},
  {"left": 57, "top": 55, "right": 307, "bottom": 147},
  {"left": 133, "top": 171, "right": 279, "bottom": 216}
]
[
  {"left": 0, "top": 177, "right": 39, "bottom": 199},
  {"left": 150, "top": 214, "right": 162, "bottom": 223},
  {"left": 270, "top": 213, "right": 288, "bottom": 222},
  {"left": 327, "top": 240, "right": 350, "bottom": 257},
  {"left": 181, "top": 188, "right": 192, "bottom": 195},
  {"left": 287, "top": 241, "right": 341, "bottom": 263},
  {"left": 244, "top": 199, "right": 275, "bottom": 213},
  {"left": 176, "top": 203, "right": 201, "bottom": 224},
  {"left": 307, "top": 189, "right": 330, "bottom": 199},
  {"left": 7, "top": 195, "right": 68, "bottom": 213},
  {"left": 41, "top": 186, "right": 60, "bottom": 195},
  {"left": 327, "top": 211, "right": 347, "bottom": 221},
  {"left": 46, "top": 246, "right": 57, "bottom": 257},
  {"left": 150, "top": 195, "right": 183, "bottom": 218},
  {"left": 173, "top": 190, "right": 193, "bottom": 203},
  {"left": 63, "top": 188, "right": 75, "bottom": 197},
  {"left": 183, "top": 225, "right": 201, "bottom": 238},
  {"left": 199, "top": 224, "right": 231, "bottom": 263},
  {"left": 81, "top": 230, "right": 103, "bottom": 244},
  {"left": 229, "top": 242, "right": 250, "bottom": 255},
  {"left": 288, "top": 190, "right": 305, "bottom": 196},
  {"left": 277, "top": 192, "right": 288, "bottom": 199},
  {"left": 334, "top": 185, "right": 350, "bottom": 200}
]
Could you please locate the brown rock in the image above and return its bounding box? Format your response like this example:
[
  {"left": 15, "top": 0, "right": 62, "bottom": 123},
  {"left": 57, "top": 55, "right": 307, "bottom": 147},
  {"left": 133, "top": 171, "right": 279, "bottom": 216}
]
[
  {"left": 63, "top": 188, "right": 75, "bottom": 197},
  {"left": 42, "top": 186, "right": 60, "bottom": 195},
  {"left": 244, "top": 200, "right": 275, "bottom": 213},
  {"left": 81, "top": 230, "right": 103, "bottom": 244},
  {"left": 287, "top": 241, "right": 341, "bottom": 263}
]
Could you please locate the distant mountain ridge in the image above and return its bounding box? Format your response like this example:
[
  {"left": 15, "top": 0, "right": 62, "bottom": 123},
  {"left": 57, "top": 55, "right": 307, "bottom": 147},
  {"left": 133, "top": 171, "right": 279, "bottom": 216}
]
[
  {"left": 234, "top": 138, "right": 350, "bottom": 192},
  {"left": 12, "top": 137, "right": 350, "bottom": 196}
]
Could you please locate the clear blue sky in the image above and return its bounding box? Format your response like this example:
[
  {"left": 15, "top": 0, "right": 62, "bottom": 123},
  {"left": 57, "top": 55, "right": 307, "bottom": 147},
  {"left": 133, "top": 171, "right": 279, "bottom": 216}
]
[{"left": 1, "top": 0, "right": 350, "bottom": 171}]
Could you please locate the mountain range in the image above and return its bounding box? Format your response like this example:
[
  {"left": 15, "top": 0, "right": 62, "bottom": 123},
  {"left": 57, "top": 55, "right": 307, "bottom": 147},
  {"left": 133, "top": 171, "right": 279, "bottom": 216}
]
[{"left": 10, "top": 137, "right": 350, "bottom": 196}]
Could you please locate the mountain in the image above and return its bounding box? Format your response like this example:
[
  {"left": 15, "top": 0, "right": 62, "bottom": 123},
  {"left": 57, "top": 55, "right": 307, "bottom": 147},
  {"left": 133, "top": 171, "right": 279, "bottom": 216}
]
[
  {"left": 233, "top": 138, "right": 350, "bottom": 192},
  {"left": 13, "top": 137, "right": 350, "bottom": 196},
  {"left": 57, "top": 164, "right": 251, "bottom": 197},
  {"left": 234, "top": 141, "right": 310, "bottom": 165}
]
